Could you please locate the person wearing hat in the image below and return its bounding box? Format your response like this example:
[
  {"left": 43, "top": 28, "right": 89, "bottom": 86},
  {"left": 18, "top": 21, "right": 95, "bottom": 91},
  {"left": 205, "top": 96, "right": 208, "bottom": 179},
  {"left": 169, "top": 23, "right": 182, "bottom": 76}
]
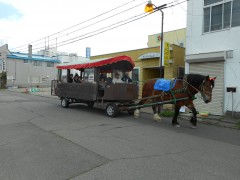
[
  {"left": 112, "top": 72, "right": 123, "bottom": 84},
  {"left": 121, "top": 72, "right": 132, "bottom": 83}
]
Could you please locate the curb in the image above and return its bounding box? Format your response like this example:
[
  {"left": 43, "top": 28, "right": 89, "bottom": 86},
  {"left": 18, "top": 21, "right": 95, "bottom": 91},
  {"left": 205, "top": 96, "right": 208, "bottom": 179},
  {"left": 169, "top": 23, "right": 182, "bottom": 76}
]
[
  {"left": 140, "top": 109, "right": 239, "bottom": 129},
  {"left": 178, "top": 115, "right": 239, "bottom": 129}
]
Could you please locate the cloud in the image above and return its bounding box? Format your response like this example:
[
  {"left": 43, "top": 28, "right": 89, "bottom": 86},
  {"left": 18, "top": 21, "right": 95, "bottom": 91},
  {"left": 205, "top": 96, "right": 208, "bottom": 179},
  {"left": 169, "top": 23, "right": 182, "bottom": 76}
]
[
  {"left": 0, "top": 2, "right": 22, "bottom": 19},
  {"left": 0, "top": 0, "right": 187, "bottom": 56}
]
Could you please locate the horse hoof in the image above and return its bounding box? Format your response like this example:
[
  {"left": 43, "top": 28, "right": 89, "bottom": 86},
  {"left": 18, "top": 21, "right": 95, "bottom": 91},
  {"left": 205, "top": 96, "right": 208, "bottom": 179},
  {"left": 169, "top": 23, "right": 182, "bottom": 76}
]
[
  {"left": 153, "top": 114, "right": 161, "bottom": 122},
  {"left": 175, "top": 124, "right": 181, "bottom": 128},
  {"left": 134, "top": 109, "right": 140, "bottom": 119}
]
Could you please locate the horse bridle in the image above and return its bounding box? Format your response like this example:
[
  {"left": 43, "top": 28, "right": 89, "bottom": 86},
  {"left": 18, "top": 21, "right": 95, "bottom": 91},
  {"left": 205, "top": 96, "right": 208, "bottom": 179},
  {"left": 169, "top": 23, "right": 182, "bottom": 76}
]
[
  {"left": 183, "top": 78, "right": 212, "bottom": 99},
  {"left": 199, "top": 79, "right": 213, "bottom": 96}
]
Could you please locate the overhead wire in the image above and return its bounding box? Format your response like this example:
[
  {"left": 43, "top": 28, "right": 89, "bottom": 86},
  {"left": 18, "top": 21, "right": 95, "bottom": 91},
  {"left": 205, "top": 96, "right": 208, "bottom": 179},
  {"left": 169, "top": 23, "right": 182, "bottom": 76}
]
[
  {"left": 13, "top": 0, "right": 188, "bottom": 53},
  {"left": 14, "top": 0, "right": 148, "bottom": 50},
  {"left": 16, "top": 0, "right": 148, "bottom": 52},
  {"left": 52, "top": 1, "right": 188, "bottom": 49},
  {"left": 31, "top": 12, "right": 153, "bottom": 51}
]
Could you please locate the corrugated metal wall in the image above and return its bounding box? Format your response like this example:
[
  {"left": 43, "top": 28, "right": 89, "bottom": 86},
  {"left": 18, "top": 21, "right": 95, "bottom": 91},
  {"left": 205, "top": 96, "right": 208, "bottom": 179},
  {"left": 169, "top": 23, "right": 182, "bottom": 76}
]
[{"left": 189, "top": 61, "right": 224, "bottom": 115}]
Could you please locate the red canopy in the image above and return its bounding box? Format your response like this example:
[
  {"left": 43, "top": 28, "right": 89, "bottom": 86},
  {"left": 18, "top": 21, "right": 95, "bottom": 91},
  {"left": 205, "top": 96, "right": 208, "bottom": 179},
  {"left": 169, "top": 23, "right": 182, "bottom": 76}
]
[{"left": 56, "top": 55, "right": 135, "bottom": 72}]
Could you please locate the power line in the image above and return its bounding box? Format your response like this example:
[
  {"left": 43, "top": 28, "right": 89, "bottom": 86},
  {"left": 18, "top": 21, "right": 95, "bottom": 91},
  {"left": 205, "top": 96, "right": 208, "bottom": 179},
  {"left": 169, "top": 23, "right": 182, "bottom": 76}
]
[
  {"left": 47, "top": 1, "right": 188, "bottom": 50},
  {"left": 13, "top": 0, "right": 187, "bottom": 53},
  {"left": 14, "top": 0, "right": 148, "bottom": 49},
  {"left": 31, "top": 12, "right": 152, "bottom": 51},
  {"left": 15, "top": 0, "right": 147, "bottom": 52}
]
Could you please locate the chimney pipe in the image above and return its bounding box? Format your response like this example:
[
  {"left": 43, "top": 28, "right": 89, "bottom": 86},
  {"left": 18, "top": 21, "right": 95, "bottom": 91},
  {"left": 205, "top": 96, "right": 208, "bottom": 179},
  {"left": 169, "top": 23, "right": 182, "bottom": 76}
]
[{"left": 28, "top": 45, "right": 32, "bottom": 59}]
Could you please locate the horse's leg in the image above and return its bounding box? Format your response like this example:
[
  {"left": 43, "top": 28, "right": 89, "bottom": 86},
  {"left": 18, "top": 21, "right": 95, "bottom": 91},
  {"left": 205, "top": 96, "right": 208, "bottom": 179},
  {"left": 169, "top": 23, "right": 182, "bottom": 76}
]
[
  {"left": 186, "top": 101, "right": 197, "bottom": 128},
  {"left": 134, "top": 99, "right": 145, "bottom": 119},
  {"left": 152, "top": 104, "right": 161, "bottom": 122},
  {"left": 172, "top": 105, "right": 181, "bottom": 127}
]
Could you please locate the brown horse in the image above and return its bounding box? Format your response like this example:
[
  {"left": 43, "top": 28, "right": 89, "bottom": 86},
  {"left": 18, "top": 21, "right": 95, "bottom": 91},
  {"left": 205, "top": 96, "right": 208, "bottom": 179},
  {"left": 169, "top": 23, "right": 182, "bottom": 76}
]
[{"left": 134, "top": 74, "right": 216, "bottom": 128}]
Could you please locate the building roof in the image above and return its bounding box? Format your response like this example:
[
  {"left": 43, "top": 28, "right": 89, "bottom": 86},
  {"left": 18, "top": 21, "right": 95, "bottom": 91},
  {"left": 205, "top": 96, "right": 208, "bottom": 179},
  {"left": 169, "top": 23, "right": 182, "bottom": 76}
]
[{"left": 7, "top": 52, "right": 60, "bottom": 63}]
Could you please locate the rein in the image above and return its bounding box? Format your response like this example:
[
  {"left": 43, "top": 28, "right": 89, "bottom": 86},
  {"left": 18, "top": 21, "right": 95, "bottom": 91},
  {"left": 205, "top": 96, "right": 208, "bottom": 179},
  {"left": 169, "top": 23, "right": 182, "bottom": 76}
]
[{"left": 182, "top": 75, "right": 212, "bottom": 100}]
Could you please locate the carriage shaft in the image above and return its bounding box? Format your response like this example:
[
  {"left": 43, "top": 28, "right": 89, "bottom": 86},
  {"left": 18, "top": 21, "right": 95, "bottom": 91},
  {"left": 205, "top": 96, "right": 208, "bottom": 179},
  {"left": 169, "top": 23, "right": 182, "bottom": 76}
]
[{"left": 128, "top": 97, "right": 189, "bottom": 109}]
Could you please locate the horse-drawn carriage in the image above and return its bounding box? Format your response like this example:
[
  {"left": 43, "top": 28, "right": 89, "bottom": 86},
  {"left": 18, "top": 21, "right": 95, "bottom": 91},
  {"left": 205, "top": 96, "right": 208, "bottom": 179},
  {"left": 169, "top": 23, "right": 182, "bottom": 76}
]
[
  {"left": 55, "top": 55, "right": 138, "bottom": 117},
  {"left": 54, "top": 55, "right": 216, "bottom": 128}
]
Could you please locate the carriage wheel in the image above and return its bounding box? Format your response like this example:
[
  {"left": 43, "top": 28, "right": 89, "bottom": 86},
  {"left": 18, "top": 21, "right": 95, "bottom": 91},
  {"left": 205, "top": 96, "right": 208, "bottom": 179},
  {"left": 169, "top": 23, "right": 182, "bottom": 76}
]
[
  {"left": 87, "top": 102, "right": 94, "bottom": 107},
  {"left": 61, "top": 98, "right": 69, "bottom": 108},
  {"left": 105, "top": 103, "right": 118, "bottom": 117}
]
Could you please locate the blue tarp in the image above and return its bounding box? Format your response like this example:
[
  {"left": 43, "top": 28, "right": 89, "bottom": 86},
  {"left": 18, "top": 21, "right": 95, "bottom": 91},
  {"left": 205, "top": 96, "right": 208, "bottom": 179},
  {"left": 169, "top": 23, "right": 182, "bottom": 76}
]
[{"left": 154, "top": 79, "right": 176, "bottom": 91}]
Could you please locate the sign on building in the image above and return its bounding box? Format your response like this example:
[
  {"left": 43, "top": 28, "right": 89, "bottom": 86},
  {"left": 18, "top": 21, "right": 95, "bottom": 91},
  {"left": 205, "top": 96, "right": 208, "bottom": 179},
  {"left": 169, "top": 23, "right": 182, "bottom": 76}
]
[{"left": 164, "top": 42, "right": 170, "bottom": 65}]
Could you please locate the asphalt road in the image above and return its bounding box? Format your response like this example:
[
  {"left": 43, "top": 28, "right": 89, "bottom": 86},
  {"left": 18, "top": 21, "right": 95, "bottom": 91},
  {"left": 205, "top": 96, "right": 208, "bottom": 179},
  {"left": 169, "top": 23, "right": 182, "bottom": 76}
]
[{"left": 0, "top": 90, "right": 239, "bottom": 180}]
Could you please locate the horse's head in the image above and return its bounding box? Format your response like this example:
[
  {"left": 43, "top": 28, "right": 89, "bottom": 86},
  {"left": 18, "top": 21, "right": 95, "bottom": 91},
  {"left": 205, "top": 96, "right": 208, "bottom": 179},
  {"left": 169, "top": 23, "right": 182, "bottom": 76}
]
[{"left": 200, "top": 76, "right": 216, "bottom": 103}]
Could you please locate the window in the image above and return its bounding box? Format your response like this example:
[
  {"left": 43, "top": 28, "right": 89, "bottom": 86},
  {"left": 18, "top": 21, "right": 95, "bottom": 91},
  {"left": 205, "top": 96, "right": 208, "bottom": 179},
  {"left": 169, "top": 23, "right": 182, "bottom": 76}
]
[
  {"left": 204, "top": 7, "right": 211, "bottom": 32},
  {"left": 24, "top": 60, "right": 32, "bottom": 64},
  {"left": 132, "top": 68, "right": 139, "bottom": 84},
  {"left": 211, "top": 4, "right": 223, "bottom": 31},
  {"left": 232, "top": 0, "right": 240, "bottom": 27},
  {"left": 203, "top": 0, "right": 240, "bottom": 33},
  {"left": 46, "top": 62, "right": 54, "bottom": 67},
  {"left": 2, "top": 61, "right": 6, "bottom": 71},
  {"left": 33, "top": 61, "right": 42, "bottom": 66},
  {"left": 204, "top": 0, "right": 222, "bottom": 6},
  {"left": 224, "top": 2, "right": 231, "bottom": 28}
]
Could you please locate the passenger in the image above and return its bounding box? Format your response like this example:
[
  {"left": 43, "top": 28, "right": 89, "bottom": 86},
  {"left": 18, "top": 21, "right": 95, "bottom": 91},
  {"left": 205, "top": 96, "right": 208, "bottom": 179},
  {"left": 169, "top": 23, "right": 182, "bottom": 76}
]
[
  {"left": 99, "top": 73, "right": 107, "bottom": 82},
  {"left": 73, "top": 73, "right": 80, "bottom": 83},
  {"left": 112, "top": 72, "right": 123, "bottom": 84},
  {"left": 78, "top": 76, "right": 83, "bottom": 83},
  {"left": 121, "top": 72, "right": 132, "bottom": 83},
  {"left": 69, "top": 74, "right": 73, "bottom": 83}
]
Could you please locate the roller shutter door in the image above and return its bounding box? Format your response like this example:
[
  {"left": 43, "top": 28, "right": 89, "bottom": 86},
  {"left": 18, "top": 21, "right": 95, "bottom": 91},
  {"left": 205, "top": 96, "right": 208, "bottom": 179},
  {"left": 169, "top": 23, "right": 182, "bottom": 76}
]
[{"left": 189, "top": 61, "right": 224, "bottom": 115}]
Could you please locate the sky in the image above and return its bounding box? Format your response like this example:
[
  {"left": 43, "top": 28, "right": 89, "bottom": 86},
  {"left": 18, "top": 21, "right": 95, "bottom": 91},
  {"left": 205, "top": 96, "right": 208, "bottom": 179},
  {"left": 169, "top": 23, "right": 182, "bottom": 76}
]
[{"left": 0, "top": 0, "right": 187, "bottom": 56}]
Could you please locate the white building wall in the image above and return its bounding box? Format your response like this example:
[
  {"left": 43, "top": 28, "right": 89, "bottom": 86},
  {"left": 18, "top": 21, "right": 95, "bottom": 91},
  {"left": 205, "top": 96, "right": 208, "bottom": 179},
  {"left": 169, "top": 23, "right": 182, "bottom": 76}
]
[
  {"left": 6, "top": 58, "right": 58, "bottom": 87},
  {"left": 186, "top": 0, "right": 240, "bottom": 113},
  {"left": 57, "top": 55, "right": 90, "bottom": 76}
]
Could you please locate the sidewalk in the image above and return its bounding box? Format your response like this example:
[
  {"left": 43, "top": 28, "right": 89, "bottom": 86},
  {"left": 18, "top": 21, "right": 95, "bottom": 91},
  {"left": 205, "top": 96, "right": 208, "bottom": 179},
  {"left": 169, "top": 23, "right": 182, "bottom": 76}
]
[
  {"left": 29, "top": 91, "right": 59, "bottom": 99},
  {"left": 7, "top": 87, "right": 58, "bottom": 99},
  {"left": 6, "top": 88, "right": 240, "bottom": 129},
  {"left": 141, "top": 106, "right": 240, "bottom": 129}
]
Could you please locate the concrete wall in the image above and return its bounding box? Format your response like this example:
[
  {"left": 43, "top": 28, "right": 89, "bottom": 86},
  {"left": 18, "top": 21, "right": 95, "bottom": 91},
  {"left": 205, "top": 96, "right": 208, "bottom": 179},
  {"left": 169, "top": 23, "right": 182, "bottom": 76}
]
[
  {"left": 148, "top": 28, "right": 186, "bottom": 48},
  {"left": 6, "top": 58, "right": 58, "bottom": 87},
  {"left": 0, "top": 44, "right": 59, "bottom": 88},
  {"left": 186, "top": 0, "right": 240, "bottom": 113}
]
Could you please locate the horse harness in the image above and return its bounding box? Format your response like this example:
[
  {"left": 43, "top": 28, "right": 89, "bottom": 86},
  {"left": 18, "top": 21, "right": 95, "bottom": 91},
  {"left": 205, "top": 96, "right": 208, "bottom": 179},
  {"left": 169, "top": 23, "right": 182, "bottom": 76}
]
[{"left": 158, "top": 74, "right": 209, "bottom": 104}]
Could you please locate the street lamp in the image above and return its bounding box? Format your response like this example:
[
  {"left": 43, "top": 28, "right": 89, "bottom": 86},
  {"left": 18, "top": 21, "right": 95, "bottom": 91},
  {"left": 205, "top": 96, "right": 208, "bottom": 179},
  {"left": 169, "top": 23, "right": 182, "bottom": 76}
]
[{"left": 145, "top": 0, "right": 166, "bottom": 78}]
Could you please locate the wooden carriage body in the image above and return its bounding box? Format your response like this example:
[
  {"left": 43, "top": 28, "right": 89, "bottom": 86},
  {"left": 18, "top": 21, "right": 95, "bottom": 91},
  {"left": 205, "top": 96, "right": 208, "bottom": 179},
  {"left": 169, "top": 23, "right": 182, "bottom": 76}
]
[{"left": 55, "top": 56, "right": 138, "bottom": 116}]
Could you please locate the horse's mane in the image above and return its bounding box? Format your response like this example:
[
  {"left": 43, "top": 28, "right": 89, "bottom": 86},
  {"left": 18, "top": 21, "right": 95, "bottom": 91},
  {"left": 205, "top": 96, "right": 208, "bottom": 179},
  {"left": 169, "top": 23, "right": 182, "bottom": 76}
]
[
  {"left": 187, "top": 74, "right": 207, "bottom": 87},
  {"left": 177, "top": 74, "right": 207, "bottom": 87}
]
